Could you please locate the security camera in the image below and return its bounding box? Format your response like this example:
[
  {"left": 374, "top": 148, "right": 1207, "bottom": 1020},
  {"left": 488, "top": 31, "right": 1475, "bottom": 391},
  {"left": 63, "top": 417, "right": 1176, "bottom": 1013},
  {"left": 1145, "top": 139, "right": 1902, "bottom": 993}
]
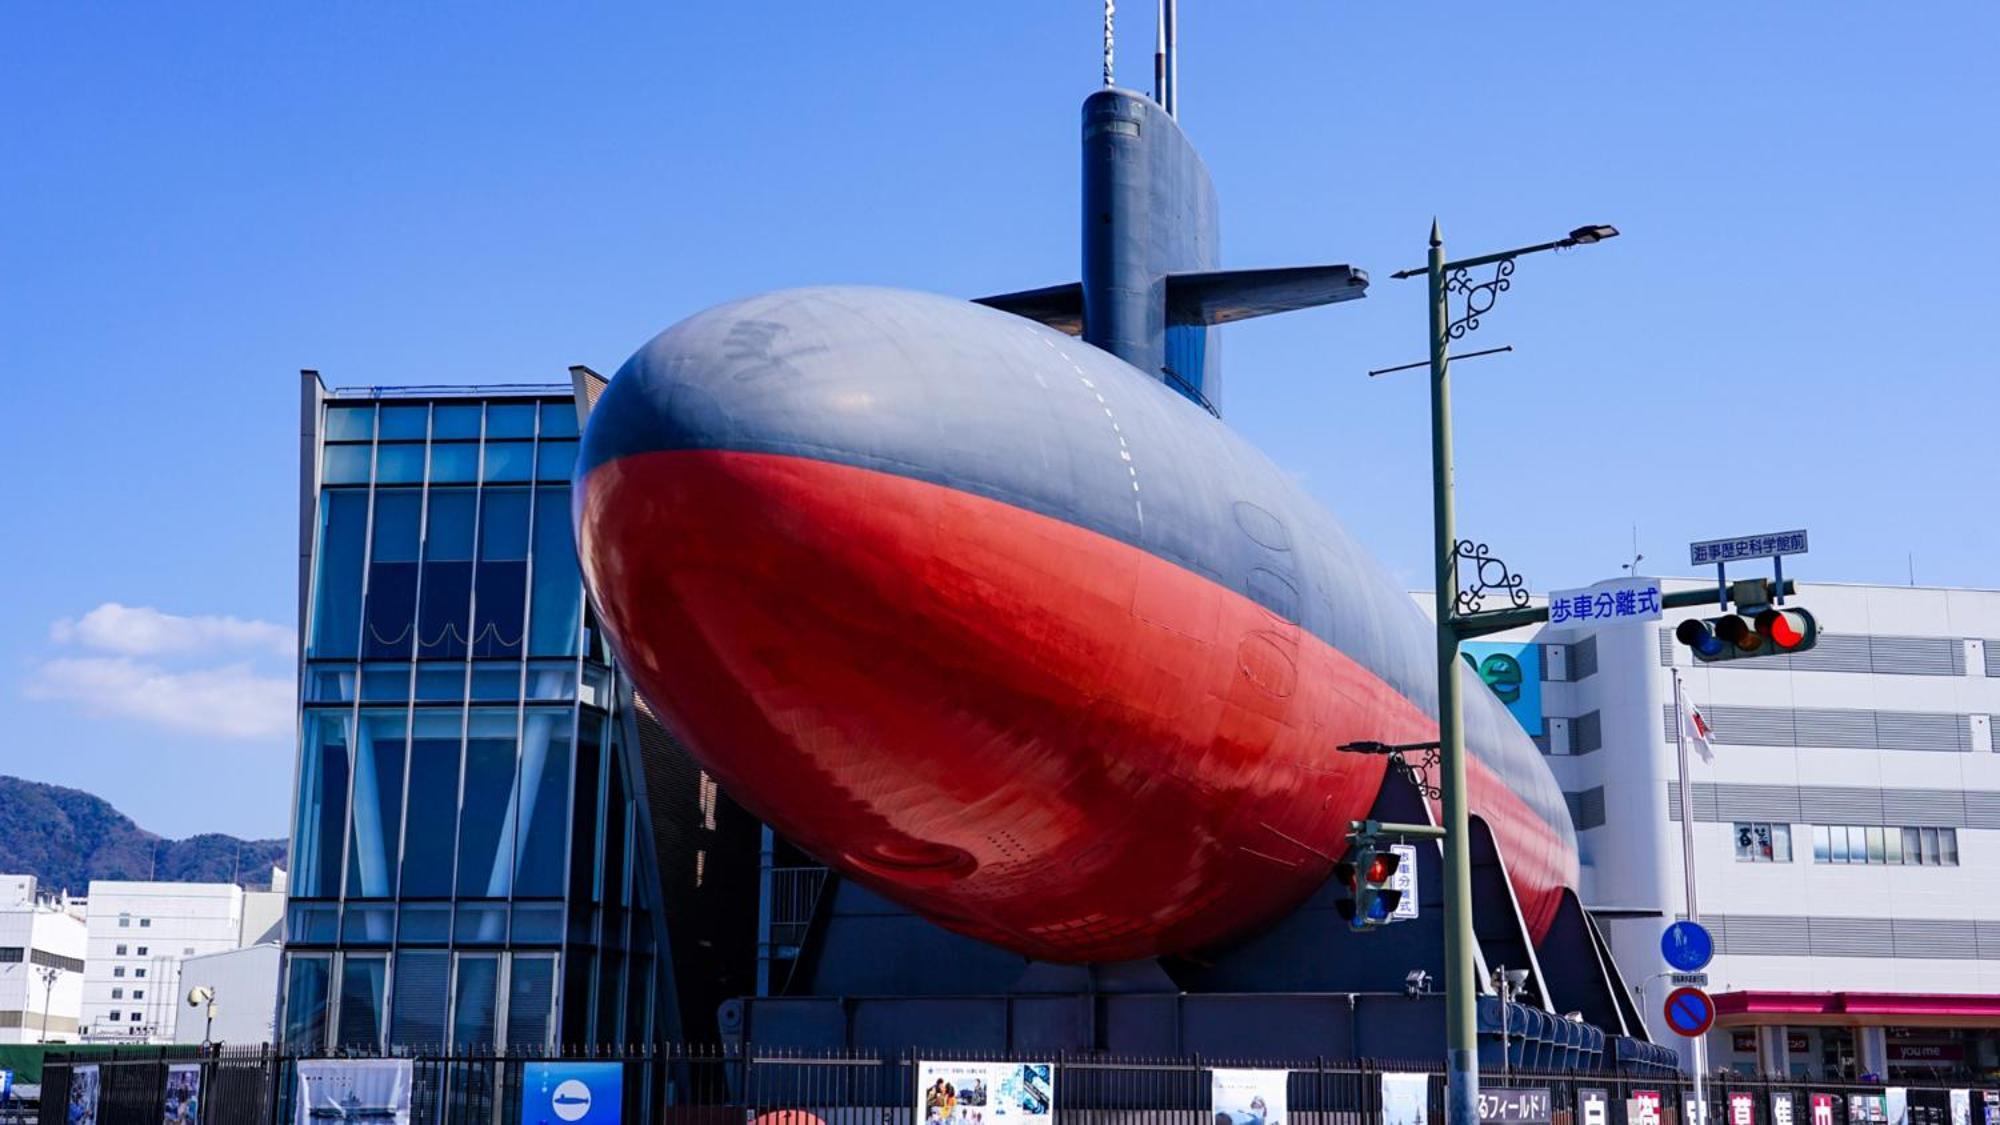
[
  {"left": 186, "top": 986, "right": 213, "bottom": 1008},
  {"left": 1404, "top": 970, "right": 1432, "bottom": 996},
  {"left": 1504, "top": 968, "right": 1531, "bottom": 990}
]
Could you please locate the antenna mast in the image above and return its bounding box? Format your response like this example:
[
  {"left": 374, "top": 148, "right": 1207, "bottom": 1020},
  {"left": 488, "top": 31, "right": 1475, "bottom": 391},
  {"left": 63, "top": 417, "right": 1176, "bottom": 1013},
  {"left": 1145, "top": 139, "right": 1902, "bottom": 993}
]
[
  {"left": 1103, "top": 0, "right": 1116, "bottom": 87},
  {"left": 1164, "top": 0, "right": 1178, "bottom": 117}
]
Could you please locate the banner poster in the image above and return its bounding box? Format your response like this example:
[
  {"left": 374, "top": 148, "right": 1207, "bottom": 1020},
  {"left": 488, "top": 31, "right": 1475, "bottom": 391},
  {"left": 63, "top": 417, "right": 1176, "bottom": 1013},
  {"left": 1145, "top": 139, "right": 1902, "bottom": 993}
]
[
  {"left": 68, "top": 1063, "right": 102, "bottom": 1125},
  {"left": 1576, "top": 1088, "right": 1609, "bottom": 1125},
  {"left": 1982, "top": 1092, "right": 2000, "bottom": 1125},
  {"left": 1381, "top": 1072, "right": 1431, "bottom": 1125},
  {"left": 1630, "top": 1090, "right": 1664, "bottom": 1125},
  {"left": 1810, "top": 1095, "right": 1836, "bottom": 1125},
  {"left": 523, "top": 1061, "right": 623, "bottom": 1124},
  {"left": 1730, "top": 1093, "right": 1757, "bottom": 1125},
  {"left": 1951, "top": 1091, "right": 1971, "bottom": 1125},
  {"left": 1852, "top": 1095, "right": 1888, "bottom": 1125},
  {"left": 1477, "top": 1088, "right": 1552, "bottom": 1125},
  {"left": 1771, "top": 1092, "right": 1794, "bottom": 1125},
  {"left": 1212, "top": 1068, "right": 1289, "bottom": 1125},
  {"left": 295, "top": 1059, "right": 414, "bottom": 1125},
  {"left": 1888, "top": 1089, "right": 1909, "bottom": 1125},
  {"left": 162, "top": 1063, "right": 203, "bottom": 1125},
  {"left": 917, "top": 1061, "right": 1054, "bottom": 1125}
]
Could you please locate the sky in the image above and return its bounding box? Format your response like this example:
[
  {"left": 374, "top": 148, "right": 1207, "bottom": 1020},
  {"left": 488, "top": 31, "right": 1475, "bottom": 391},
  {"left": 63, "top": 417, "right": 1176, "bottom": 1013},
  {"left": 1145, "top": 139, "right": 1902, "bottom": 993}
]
[{"left": 3, "top": 4, "right": 1997, "bottom": 839}]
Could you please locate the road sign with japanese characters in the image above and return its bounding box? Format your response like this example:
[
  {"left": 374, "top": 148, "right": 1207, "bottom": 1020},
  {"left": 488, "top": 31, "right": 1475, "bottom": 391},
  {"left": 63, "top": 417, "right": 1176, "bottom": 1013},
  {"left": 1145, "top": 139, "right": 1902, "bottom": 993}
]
[
  {"left": 1689, "top": 530, "right": 1808, "bottom": 566},
  {"left": 1547, "top": 579, "right": 1662, "bottom": 626}
]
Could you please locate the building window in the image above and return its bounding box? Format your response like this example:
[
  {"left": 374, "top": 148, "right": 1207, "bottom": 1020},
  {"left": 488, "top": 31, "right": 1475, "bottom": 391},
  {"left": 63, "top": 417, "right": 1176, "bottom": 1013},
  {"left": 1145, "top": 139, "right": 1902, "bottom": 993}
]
[
  {"left": 111, "top": 988, "right": 123, "bottom": 1000},
  {"left": 115, "top": 944, "right": 127, "bottom": 956},
  {"left": 113, "top": 967, "right": 126, "bottom": 978},
  {"left": 108, "top": 1010, "right": 121, "bottom": 1021},
  {"left": 135, "top": 946, "right": 147, "bottom": 956},
  {"left": 1811, "top": 824, "right": 1958, "bottom": 865},
  {"left": 133, "top": 989, "right": 144, "bottom": 1000},
  {"left": 1733, "top": 822, "right": 1792, "bottom": 862},
  {"left": 139, "top": 918, "right": 150, "bottom": 928},
  {"left": 118, "top": 915, "right": 130, "bottom": 928},
  {"left": 128, "top": 1012, "right": 142, "bottom": 1022},
  {"left": 135, "top": 968, "right": 147, "bottom": 978}
]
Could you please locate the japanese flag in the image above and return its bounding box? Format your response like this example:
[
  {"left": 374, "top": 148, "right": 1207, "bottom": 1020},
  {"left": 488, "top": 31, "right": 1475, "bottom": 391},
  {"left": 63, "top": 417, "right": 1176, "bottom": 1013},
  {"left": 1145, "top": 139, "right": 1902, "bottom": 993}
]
[{"left": 1681, "top": 698, "right": 1714, "bottom": 762}]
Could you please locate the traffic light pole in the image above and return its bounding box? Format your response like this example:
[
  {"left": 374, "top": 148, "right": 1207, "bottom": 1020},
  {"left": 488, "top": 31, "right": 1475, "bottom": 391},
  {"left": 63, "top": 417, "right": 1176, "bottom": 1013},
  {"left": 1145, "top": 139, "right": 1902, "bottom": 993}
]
[{"left": 1424, "top": 221, "right": 1483, "bottom": 1125}]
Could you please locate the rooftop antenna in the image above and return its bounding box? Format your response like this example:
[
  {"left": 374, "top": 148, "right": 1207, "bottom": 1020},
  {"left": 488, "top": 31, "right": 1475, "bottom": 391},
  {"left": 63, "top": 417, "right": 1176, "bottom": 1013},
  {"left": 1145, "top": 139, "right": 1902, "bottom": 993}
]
[
  {"left": 1164, "top": 0, "right": 1179, "bottom": 117},
  {"left": 1103, "top": 0, "right": 1115, "bottom": 88}
]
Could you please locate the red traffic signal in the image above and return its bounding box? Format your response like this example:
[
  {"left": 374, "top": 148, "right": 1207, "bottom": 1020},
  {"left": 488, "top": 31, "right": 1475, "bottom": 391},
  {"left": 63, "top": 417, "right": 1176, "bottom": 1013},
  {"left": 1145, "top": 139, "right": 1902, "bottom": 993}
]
[
  {"left": 1677, "top": 607, "right": 1818, "bottom": 662},
  {"left": 1334, "top": 838, "right": 1404, "bottom": 929}
]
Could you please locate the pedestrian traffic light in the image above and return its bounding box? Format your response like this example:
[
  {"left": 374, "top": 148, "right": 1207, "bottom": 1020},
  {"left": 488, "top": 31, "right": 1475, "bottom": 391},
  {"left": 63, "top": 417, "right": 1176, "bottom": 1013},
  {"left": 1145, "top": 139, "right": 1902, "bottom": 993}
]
[
  {"left": 1675, "top": 607, "right": 1818, "bottom": 662},
  {"left": 1334, "top": 837, "right": 1403, "bottom": 930}
]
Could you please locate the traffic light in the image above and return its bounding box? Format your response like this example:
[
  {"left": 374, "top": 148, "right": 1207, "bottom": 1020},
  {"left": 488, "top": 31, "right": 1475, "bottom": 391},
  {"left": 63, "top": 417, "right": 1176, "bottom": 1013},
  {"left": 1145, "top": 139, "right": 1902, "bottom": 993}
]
[
  {"left": 1334, "top": 837, "right": 1403, "bottom": 930},
  {"left": 1675, "top": 607, "right": 1818, "bottom": 662}
]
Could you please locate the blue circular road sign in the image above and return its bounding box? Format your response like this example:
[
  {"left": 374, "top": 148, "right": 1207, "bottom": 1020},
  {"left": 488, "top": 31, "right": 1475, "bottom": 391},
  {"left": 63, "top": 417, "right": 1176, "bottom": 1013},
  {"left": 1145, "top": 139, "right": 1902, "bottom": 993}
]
[
  {"left": 1663, "top": 986, "right": 1716, "bottom": 1038},
  {"left": 1661, "top": 920, "right": 1714, "bottom": 972}
]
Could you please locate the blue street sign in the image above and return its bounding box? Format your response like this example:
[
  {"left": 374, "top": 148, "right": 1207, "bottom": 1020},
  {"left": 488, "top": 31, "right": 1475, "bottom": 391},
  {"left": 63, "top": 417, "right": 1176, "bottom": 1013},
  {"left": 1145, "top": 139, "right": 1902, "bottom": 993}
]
[
  {"left": 1661, "top": 920, "right": 1714, "bottom": 972},
  {"left": 522, "top": 1061, "right": 622, "bottom": 1124},
  {"left": 1663, "top": 986, "right": 1716, "bottom": 1038}
]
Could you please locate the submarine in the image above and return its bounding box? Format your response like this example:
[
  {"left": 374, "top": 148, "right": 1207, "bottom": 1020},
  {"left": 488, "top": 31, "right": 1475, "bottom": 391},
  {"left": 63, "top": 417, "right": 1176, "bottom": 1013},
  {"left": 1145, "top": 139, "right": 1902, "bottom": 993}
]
[{"left": 571, "top": 80, "right": 1579, "bottom": 965}]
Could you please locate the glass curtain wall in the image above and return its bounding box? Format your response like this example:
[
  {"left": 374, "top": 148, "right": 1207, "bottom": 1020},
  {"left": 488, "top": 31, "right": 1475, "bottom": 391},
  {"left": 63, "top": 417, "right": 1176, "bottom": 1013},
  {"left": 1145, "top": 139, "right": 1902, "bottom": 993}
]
[{"left": 283, "top": 392, "right": 659, "bottom": 1054}]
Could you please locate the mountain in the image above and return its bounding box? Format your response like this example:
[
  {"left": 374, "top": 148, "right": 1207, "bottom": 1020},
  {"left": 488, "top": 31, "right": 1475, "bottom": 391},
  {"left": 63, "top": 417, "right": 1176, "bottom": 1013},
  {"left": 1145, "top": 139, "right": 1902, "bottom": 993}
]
[{"left": 0, "top": 775, "right": 286, "bottom": 895}]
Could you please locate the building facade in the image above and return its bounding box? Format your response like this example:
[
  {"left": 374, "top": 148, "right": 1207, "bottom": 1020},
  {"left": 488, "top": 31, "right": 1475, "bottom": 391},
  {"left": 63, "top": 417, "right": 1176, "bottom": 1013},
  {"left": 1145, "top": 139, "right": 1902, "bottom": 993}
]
[
  {"left": 1523, "top": 579, "right": 2000, "bottom": 1082},
  {"left": 0, "top": 876, "right": 87, "bottom": 1044},
  {"left": 79, "top": 881, "right": 246, "bottom": 1042},
  {"left": 282, "top": 371, "right": 758, "bottom": 1054}
]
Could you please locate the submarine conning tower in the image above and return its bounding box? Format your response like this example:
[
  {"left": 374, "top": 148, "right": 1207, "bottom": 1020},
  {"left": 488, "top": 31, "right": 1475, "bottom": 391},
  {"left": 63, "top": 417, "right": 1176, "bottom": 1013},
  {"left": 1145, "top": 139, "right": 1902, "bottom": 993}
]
[
  {"left": 1082, "top": 88, "right": 1223, "bottom": 411},
  {"left": 978, "top": 91, "right": 1370, "bottom": 419}
]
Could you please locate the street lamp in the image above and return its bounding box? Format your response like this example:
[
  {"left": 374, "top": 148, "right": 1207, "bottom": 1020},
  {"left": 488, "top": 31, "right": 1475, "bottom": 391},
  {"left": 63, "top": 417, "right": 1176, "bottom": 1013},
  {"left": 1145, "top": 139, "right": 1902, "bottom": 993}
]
[{"left": 1391, "top": 220, "right": 1619, "bottom": 1125}]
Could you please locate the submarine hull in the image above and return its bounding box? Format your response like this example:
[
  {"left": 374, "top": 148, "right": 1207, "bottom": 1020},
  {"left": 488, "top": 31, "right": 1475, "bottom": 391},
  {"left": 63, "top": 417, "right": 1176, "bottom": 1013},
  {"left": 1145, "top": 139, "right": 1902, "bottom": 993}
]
[{"left": 575, "top": 285, "right": 1577, "bottom": 964}]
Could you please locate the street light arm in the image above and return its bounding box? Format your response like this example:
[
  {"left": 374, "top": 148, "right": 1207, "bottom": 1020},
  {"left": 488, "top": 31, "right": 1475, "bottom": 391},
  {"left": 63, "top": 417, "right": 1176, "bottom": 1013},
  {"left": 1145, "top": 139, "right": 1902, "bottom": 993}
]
[{"left": 1389, "top": 227, "right": 1618, "bottom": 279}]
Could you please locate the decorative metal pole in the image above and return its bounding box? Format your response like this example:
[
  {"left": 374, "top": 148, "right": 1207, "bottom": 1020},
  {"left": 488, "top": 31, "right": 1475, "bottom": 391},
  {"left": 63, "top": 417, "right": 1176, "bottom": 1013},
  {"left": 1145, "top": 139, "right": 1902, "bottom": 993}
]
[{"left": 1427, "top": 219, "right": 1481, "bottom": 1125}]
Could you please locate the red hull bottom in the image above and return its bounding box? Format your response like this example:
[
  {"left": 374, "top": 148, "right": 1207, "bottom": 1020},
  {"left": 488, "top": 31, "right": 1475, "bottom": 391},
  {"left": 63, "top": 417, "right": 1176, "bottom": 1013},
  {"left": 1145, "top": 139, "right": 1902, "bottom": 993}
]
[{"left": 578, "top": 449, "right": 1567, "bottom": 962}]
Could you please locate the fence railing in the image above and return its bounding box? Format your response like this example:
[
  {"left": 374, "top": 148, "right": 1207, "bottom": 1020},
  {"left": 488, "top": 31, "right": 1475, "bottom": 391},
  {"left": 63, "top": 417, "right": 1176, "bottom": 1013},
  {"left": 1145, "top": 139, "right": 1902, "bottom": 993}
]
[{"left": 33, "top": 1043, "right": 2000, "bottom": 1125}]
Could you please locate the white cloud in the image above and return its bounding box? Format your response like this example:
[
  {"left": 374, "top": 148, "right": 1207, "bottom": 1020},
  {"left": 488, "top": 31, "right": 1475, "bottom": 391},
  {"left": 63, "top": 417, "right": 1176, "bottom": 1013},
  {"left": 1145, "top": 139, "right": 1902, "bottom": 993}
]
[
  {"left": 50, "top": 603, "right": 293, "bottom": 658},
  {"left": 25, "top": 658, "right": 293, "bottom": 740}
]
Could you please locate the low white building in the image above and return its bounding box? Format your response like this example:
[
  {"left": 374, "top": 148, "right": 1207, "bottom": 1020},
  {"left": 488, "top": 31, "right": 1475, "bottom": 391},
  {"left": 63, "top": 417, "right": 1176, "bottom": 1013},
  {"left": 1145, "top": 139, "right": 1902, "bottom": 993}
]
[
  {"left": 1480, "top": 578, "right": 2000, "bottom": 1081},
  {"left": 173, "top": 943, "right": 282, "bottom": 1045},
  {"left": 0, "top": 875, "right": 88, "bottom": 1043}
]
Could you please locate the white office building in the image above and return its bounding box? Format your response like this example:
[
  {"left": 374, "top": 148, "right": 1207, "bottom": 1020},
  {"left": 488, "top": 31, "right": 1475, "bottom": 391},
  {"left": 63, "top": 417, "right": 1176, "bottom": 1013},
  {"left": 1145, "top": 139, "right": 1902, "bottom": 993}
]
[
  {"left": 1493, "top": 578, "right": 2000, "bottom": 1082},
  {"left": 80, "top": 881, "right": 257, "bottom": 1042},
  {"left": 0, "top": 875, "right": 88, "bottom": 1043}
]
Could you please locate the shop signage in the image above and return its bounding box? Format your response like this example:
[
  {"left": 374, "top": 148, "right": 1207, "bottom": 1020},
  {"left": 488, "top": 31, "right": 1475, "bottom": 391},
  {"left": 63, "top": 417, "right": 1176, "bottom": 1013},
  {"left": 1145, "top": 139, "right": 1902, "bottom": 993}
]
[
  {"left": 1732, "top": 1033, "right": 1809, "bottom": 1053},
  {"left": 1891, "top": 1044, "right": 1964, "bottom": 1062},
  {"left": 1810, "top": 1094, "right": 1837, "bottom": 1125},
  {"left": 1578, "top": 1088, "right": 1610, "bottom": 1125},
  {"left": 1729, "top": 1092, "right": 1757, "bottom": 1125},
  {"left": 1771, "top": 1092, "right": 1794, "bottom": 1125},
  {"left": 1630, "top": 1090, "right": 1664, "bottom": 1125}
]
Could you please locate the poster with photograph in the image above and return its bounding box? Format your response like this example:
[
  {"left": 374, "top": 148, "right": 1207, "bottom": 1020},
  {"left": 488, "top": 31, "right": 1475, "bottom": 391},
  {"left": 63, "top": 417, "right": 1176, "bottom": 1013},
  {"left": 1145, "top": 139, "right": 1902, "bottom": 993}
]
[
  {"left": 1381, "top": 1073, "right": 1431, "bottom": 1125},
  {"left": 1212, "top": 1068, "right": 1288, "bottom": 1125},
  {"left": 162, "top": 1063, "right": 203, "bottom": 1125},
  {"left": 295, "top": 1059, "right": 414, "bottom": 1125},
  {"left": 1951, "top": 1091, "right": 1971, "bottom": 1125},
  {"left": 918, "top": 1061, "right": 1053, "bottom": 1125},
  {"left": 1888, "top": 1090, "right": 1910, "bottom": 1125},
  {"left": 68, "top": 1063, "right": 101, "bottom": 1125}
]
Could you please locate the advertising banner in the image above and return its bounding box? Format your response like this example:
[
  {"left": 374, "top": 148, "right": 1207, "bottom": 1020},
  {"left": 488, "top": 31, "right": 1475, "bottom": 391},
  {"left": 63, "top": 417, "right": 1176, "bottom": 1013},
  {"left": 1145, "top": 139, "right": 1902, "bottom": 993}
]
[
  {"left": 1982, "top": 1092, "right": 1999, "bottom": 1125},
  {"left": 1577, "top": 1088, "right": 1609, "bottom": 1125},
  {"left": 1381, "top": 1072, "right": 1430, "bottom": 1125},
  {"left": 1851, "top": 1094, "right": 1888, "bottom": 1125},
  {"left": 162, "top": 1063, "right": 203, "bottom": 1125},
  {"left": 295, "top": 1059, "right": 414, "bottom": 1125},
  {"left": 523, "top": 1061, "right": 623, "bottom": 1124},
  {"left": 1629, "top": 1090, "right": 1663, "bottom": 1125},
  {"left": 1729, "top": 1092, "right": 1757, "bottom": 1125},
  {"left": 918, "top": 1061, "right": 1053, "bottom": 1125},
  {"left": 1951, "top": 1091, "right": 1971, "bottom": 1125},
  {"left": 68, "top": 1063, "right": 101, "bottom": 1125},
  {"left": 1212, "top": 1068, "right": 1288, "bottom": 1125},
  {"left": 1811, "top": 1095, "right": 1836, "bottom": 1125},
  {"left": 1460, "top": 642, "right": 1543, "bottom": 735},
  {"left": 1771, "top": 1091, "right": 1794, "bottom": 1125},
  {"left": 1888, "top": 1089, "right": 1909, "bottom": 1125}
]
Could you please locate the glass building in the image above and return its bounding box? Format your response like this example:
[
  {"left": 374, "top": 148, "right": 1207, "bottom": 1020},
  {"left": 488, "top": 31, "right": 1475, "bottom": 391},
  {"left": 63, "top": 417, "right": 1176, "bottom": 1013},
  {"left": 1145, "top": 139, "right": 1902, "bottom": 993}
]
[{"left": 281, "top": 369, "right": 759, "bottom": 1054}]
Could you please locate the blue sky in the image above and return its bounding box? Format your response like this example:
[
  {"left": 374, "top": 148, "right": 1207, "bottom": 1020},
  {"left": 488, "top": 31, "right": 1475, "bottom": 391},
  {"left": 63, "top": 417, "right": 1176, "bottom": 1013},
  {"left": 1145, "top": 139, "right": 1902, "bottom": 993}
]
[{"left": 3, "top": 4, "right": 1996, "bottom": 838}]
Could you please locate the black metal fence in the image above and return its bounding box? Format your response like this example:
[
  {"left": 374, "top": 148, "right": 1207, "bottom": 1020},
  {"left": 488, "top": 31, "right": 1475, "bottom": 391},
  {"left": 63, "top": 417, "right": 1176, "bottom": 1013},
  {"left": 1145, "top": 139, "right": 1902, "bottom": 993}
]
[{"left": 34, "top": 1044, "right": 2000, "bottom": 1125}]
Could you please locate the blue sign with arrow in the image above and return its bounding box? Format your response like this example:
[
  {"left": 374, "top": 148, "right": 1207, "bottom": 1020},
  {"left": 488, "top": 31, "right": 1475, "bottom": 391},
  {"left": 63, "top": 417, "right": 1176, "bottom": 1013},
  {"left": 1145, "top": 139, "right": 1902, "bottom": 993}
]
[{"left": 1660, "top": 920, "right": 1713, "bottom": 972}]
